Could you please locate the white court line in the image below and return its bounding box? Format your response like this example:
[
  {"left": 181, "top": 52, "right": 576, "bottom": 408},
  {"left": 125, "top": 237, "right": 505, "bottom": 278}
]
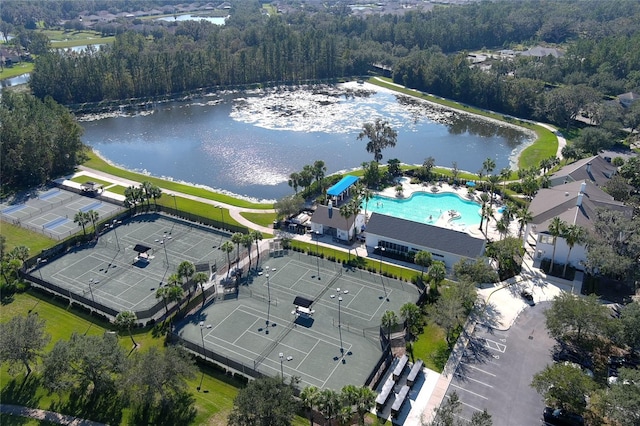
[
  {"left": 450, "top": 384, "right": 488, "bottom": 400},
  {"left": 463, "top": 364, "right": 497, "bottom": 377}
]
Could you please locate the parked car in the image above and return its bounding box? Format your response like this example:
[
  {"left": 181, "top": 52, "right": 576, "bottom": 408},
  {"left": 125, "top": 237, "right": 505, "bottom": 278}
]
[
  {"left": 553, "top": 348, "right": 593, "bottom": 370},
  {"left": 543, "top": 407, "right": 584, "bottom": 426},
  {"left": 520, "top": 289, "right": 535, "bottom": 305}
]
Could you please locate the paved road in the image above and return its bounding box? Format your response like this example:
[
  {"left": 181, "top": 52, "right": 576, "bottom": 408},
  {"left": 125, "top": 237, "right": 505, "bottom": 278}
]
[
  {"left": 444, "top": 302, "right": 554, "bottom": 426},
  {"left": 0, "top": 404, "right": 107, "bottom": 425}
]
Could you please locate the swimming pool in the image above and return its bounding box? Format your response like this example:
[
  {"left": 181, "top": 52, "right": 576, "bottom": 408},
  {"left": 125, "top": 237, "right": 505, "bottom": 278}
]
[{"left": 364, "top": 192, "right": 482, "bottom": 228}]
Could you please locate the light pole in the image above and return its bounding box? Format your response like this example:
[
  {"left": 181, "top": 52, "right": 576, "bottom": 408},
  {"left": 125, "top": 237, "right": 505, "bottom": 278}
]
[
  {"left": 171, "top": 194, "right": 178, "bottom": 213},
  {"left": 314, "top": 231, "right": 321, "bottom": 280},
  {"left": 36, "top": 257, "right": 45, "bottom": 281},
  {"left": 375, "top": 246, "right": 388, "bottom": 300},
  {"left": 338, "top": 296, "right": 344, "bottom": 355},
  {"left": 87, "top": 278, "right": 96, "bottom": 308},
  {"left": 215, "top": 206, "right": 225, "bottom": 230},
  {"left": 106, "top": 220, "right": 121, "bottom": 251},
  {"left": 161, "top": 234, "right": 170, "bottom": 267},
  {"left": 198, "top": 321, "right": 206, "bottom": 391},
  {"left": 265, "top": 273, "right": 271, "bottom": 332},
  {"left": 279, "top": 352, "right": 284, "bottom": 380}
]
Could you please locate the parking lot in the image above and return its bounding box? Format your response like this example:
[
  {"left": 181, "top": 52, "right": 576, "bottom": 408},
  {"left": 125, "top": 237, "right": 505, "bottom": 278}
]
[{"left": 445, "top": 302, "right": 555, "bottom": 426}]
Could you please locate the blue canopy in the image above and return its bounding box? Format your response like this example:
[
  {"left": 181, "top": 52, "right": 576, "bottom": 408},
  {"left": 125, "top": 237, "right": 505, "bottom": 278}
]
[
  {"left": 327, "top": 175, "right": 359, "bottom": 197},
  {"left": 466, "top": 181, "right": 476, "bottom": 187}
]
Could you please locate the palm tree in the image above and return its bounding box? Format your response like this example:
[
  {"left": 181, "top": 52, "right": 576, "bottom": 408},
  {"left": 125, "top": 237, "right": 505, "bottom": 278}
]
[
  {"left": 547, "top": 217, "right": 566, "bottom": 274},
  {"left": 74, "top": 211, "right": 89, "bottom": 236},
  {"left": 166, "top": 284, "right": 185, "bottom": 311},
  {"left": 251, "top": 230, "right": 263, "bottom": 270},
  {"left": 231, "top": 232, "right": 244, "bottom": 268},
  {"left": 354, "top": 386, "right": 376, "bottom": 425},
  {"left": 221, "top": 241, "right": 234, "bottom": 277},
  {"left": 381, "top": 310, "right": 398, "bottom": 343},
  {"left": 495, "top": 216, "right": 510, "bottom": 240},
  {"left": 140, "top": 180, "right": 154, "bottom": 210},
  {"left": 483, "top": 157, "right": 496, "bottom": 176},
  {"left": 317, "top": 388, "right": 340, "bottom": 426},
  {"left": 488, "top": 174, "right": 500, "bottom": 205},
  {"left": 313, "top": 160, "right": 327, "bottom": 194},
  {"left": 114, "top": 310, "right": 138, "bottom": 347},
  {"left": 451, "top": 161, "right": 460, "bottom": 184},
  {"left": 516, "top": 207, "right": 533, "bottom": 240},
  {"left": 193, "top": 271, "right": 209, "bottom": 306},
  {"left": 288, "top": 172, "right": 300, "bottom": 194},
  {"left": 177, "top": 261, "right": 195, "bottom": 298},
  {"left": 562, "top": 225, "right": 586, "bottom": 278},
  {"left": 85, "top": 209, "right": 99, "bottom": 237},
  {"left": 400, "top": 302, "right": 422, "bottom": 337},
  {"left": 484, "top": 205, "right": 495, "bottom": 236},
  {"left": 478, "top": 193, "right": 490, "bottom": 231},
  {"left": 155, "top": 286, "right": 170, "bottom": 315},
  {"left": 499, "top": 167, "right": 511, "bottom": 193},
  {"left": 357, "top": 118, "right": 398, "bottom": 162},
  {"left": 414, "top": 250, "right": 432, "bottom": 281},
  {"left": 427, "top": 261, "right": 446, "bottom": 288},
  {"left": 300, "top": 385, "right": 320, "bottom": 426},
  {"left": 241, "top": 233, "right": 253, "bottom": 271},
  {"left": 149, "top": 184, "right": 162, "bottom": 210}
]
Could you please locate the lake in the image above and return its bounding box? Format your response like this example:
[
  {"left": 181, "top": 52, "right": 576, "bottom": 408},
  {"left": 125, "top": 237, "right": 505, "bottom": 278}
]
[{"left": 79, "top": 82, "right": 534, "bottom": 202}]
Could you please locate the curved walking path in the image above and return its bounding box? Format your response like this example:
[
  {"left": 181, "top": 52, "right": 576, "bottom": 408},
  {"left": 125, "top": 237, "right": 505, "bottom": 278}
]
[
  {"left": 75, "top": 165, "right": 274, "bottom": 234},
  {"left": 0, "top": 404, "right": 108, "bottom": 426}
]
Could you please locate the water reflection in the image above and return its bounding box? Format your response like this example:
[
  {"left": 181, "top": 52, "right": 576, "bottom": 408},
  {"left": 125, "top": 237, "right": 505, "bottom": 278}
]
[{"left": 80, "top": 83, "right": 534, "bottom": 202}]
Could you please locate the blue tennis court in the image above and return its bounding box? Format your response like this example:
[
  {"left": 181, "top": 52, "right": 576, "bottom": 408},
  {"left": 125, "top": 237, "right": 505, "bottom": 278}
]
[
  {"left": 39, "top": 189, "right": 61, "bottom": 200},
  {"left": 80, "top": 201, "right": 102, "bottom": 212},
  {"left": 2, "top": 204, "right": 26, "bottom": 214},
  {"left": 43, "top": 217, "right": 69, "bottom": 230}
]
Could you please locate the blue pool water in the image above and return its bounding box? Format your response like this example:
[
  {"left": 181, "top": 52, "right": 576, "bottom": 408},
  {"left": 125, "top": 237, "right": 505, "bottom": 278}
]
[{"left": 364, "top": 192, "right": 482, "bottom": 228}]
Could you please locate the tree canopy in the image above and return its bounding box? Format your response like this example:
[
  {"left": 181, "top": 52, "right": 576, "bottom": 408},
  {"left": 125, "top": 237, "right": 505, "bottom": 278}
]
[{"left": 0, "top": 90, "right": 87, "bottom": 191}]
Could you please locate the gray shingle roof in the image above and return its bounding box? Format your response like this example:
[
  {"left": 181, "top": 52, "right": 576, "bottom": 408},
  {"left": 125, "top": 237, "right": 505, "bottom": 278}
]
[
  {"left": 550, "top": 155, "right": 617, "bottom": 187},
  {"left": 365, "top": 213, "right": 485, "bottom": 258},
  {"left": 530, "top": 180, "right": 630, "bottom": 233},
  {"left": 310, "top": 204, "right": 355, "bottom": 230}
]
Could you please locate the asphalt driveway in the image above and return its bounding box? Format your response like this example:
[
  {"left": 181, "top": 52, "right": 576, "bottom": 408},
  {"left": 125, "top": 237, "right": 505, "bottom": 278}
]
[{"left": 444, "top": 302, "right": 554, "bottom": 425}]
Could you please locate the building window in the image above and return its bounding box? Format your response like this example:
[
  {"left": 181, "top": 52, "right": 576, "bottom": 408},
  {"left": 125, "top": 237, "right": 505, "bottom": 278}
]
[{"left": 539, "top": 234, "right": 554, "bottom": 245}]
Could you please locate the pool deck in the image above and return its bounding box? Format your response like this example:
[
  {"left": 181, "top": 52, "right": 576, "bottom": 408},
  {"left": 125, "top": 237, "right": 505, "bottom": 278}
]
[{"left": 374, "top": 177, "right": 513, "bottom": 241}]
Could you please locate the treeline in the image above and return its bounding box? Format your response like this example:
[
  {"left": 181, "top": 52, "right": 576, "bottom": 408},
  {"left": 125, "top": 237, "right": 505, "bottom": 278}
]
[
  {"left": 23, "top": 0, "right": 640, "bottom": 127},
  {"left": 0, "top": 91, "right": 86, "bottom": 191}
]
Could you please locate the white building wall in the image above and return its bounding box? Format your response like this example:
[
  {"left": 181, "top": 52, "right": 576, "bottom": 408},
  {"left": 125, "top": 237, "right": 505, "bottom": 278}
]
[
  {"left": 364, "top": 232, "right": 469, "bottom": 269},
  {"left": 536, "top": 236, "right": 587, "bottom": 270}
]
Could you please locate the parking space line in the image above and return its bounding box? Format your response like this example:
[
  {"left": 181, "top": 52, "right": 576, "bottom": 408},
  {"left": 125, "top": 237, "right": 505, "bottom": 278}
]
[
  {"left": 457, "top": 400, "right": 485, "bottom": 412},
  {"left": 483, "top": 338, "right": 507, "bottom": 353},
  {"left": 450, "top": 384, "right": 488, "bottom": 399},
  {"left": 464, "top": 364, "right": 497, "bottom": 377},
  {"left": 455, "top": 373, "right": 494, "bottom": 388}
]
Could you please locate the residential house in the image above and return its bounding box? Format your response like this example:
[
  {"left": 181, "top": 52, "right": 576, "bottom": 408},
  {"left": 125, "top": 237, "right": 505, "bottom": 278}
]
[
  {"left": 616, "top": 92, "right": 640, "bottom": 109},
  {"left": 549, "top": 155, "right": 617, "bottom": 188},
  {"left": 364, "top": 213, "right": 486, "bottom": 269},
  {"left": 524, "top": 180, "right": 632, "bottom": 270},
  {"left": 520, "top": 46, "right": 564, "bottom": 58}
]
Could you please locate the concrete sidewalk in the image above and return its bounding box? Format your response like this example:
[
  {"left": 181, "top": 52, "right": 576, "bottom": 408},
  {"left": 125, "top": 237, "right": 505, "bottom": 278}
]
[{"left": 0, "top": 404, "right": 107, "bottom": 426}]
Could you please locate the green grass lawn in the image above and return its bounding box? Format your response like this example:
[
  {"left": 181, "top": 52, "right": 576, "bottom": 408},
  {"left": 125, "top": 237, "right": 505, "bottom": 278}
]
[
  {"left": 413, "top": 322, "right": 449, "bottom": 372},
  {"left": 0, "top": 221, "right": 56, "bottom": 255},
  {"left": 82, "top": 151, "right": 273, "bottom": 210},
  {"left": 0, "top": 63, "right": 34, "bottom": 80},
  {"left": 240, "top": 211, "right": 277, "bottom": 228},
  {"left": 69, "top": 176, "right": 112, "bottom": 187},
  {"left": 104, "top": 185, "right": 127, "bottom": 195},
  {"left": 41, "top": 29, "right": 114, "bottom": 48}
]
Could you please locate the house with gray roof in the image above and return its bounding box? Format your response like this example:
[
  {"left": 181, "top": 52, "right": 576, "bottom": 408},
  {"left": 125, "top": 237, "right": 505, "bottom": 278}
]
[
  {"left": 521, "top": 46, "right": 564, "bottom": 58},
  {"left": 524, "top": 180, "right": 632, "bottom": 269},
  {"left": 363, "top": 213, "right": 486, "bottom": 269},
  {"left": 549, "top": 155, "right": 618, "bottom": 188},
  {"left": 617, "top": 91, "right": 640, "bottom": 108}
]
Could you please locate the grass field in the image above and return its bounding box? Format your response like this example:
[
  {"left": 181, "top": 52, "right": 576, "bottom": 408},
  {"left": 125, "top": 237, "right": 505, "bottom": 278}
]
[
  {"left": 0, "top": 220, "right": 56, "bottom": 255},
  {"left": 0, "top": 291, "right": 309, "bottom": 425},
  {"left": 82, "top": 151, "right": 273, "bottom": 210},
  {"left": 69, "top": 176, "right": 112, "bottom": 187},
  {"left": 0, "top": 62, "right": 34, "bottom": 80}
]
